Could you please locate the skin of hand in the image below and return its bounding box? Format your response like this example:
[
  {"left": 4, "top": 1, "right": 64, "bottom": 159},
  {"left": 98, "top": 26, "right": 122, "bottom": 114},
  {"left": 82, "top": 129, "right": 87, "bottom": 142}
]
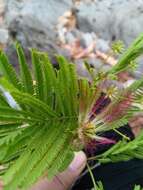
[
  {"left": 30, "top": 151, "right": 87, "bottom": 190},
  {"left": 129, "top": 114, "right": 143, "bottom": 136}
]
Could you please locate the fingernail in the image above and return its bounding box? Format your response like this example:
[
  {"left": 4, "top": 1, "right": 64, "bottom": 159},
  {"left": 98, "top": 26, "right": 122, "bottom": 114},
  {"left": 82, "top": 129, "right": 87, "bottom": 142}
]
[{"left": 69, "top": 151, "right": 86, "bottom": 171}]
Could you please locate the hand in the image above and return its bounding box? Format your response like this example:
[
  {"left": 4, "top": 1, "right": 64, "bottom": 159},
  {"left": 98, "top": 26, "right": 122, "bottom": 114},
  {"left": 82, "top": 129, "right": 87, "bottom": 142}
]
[
  {"left": 30, "top": 151, "right": 87, "bottom": 190},
  {"left": 129, "top": 114, "right": 143, "bottom": 136}
]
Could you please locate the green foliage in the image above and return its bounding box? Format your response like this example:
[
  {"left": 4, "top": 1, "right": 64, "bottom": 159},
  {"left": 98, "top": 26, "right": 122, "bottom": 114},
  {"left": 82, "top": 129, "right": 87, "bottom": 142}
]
[
  {"left": 92, "top": 130, "right": 143, "bottom": 163},
  {"left": 134, "top": 185, "right": 143, "bottom": 190},
  {"left": 87, "top": 163, "right": 104, "bottom": 190},
  {"left": 111, "top": 40, "right": 125, "bottom": 54},
  {"left": 91, "top": 184, "right": 143, "bottom": 190},
  {"left": 0, "top": 47, "right": 78, "bottom": 190},
  {"left": 16, "top": 43, "right": 34, "bottom": 94},
  {"left": 91, "top": 181, "right": 104, "bottom": 190},
  {"left": 0, "top": 34, "right": 143, "bottom": 189},
  {"left": 109, "top": 33, "right": 143, "bottom": 74}
]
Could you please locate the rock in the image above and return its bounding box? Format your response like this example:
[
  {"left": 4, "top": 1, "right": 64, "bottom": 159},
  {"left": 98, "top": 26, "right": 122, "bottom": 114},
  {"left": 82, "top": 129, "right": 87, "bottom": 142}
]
[
  {"left": 0, "top": 29, "right": 8, "bottom": 44},
  {"left": 76, "top": 0, "right": 143, "bottom": 46},
  {"left": 76, "top": 1, "right": 112, "bottom": 40},
  {"left": 95, "top": 38, "right": 110, "bottom": 53},
  {"left": 80, "top": 32, "right": 96, "bottom": 48},
  {"left": 3, "top": 0, "right": 74, "bottom": 67},
  {"left": 65, "top": 32, "right": 76, "bottom": 44},
  {"left": 88, "top": 58, "right": 105, "bottom": 72},
  {"left": 0, "top": 0, "right": 4, "bottom": 20},
  {"left": 3, "top": 0, "right": 143, "bottom": 77},
  {"left": 4, "top": 0, "right": 73, "bottom": 49},
  {"left": 4, "top": 0, "right": 143, "bottom": 48},
  {"left": 75, "top": 0, "right": 143, "bottom": 77}
]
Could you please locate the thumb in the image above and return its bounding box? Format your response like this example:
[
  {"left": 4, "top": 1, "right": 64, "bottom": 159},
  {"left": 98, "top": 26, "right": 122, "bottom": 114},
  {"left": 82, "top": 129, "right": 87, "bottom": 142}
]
[
  {"left": 55, "top": 151, "right": 87, "bottom": 189},
  {"left": 31, "top": 151, "right": 87, "bottom": 190}
]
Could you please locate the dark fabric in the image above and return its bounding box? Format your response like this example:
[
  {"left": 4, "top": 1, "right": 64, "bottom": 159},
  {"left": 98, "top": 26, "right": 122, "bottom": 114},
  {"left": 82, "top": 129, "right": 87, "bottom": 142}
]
[
  {"left": 93, "top": 124, "right": 135, "bottom": 156},
  {"left": 73, "top": 159, "right": 143, "bottom": 190},
  {"left": 72, "top": 124, "right": 143, "bottom": 190}
]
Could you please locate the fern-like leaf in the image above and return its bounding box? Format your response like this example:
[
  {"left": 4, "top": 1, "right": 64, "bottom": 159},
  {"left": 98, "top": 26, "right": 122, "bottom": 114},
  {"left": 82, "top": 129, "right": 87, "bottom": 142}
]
[
  {"left": 16, "top": 43, "right": 34, "bottom": 94},
  {"left": 0, "top": 35, "right": 143, "bottom": 190}
]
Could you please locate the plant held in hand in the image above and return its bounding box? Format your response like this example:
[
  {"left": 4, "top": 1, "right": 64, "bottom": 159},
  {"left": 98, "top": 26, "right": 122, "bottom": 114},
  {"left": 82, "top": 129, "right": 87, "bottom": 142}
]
[{"left": 0, "top": 34, "right": 143, "bottom": 190}]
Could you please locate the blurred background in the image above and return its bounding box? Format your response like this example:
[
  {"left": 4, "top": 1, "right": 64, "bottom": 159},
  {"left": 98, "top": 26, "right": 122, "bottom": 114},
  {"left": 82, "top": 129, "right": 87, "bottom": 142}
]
[{"left": 0, "top": 0, "right": 143, "bottom": 74}]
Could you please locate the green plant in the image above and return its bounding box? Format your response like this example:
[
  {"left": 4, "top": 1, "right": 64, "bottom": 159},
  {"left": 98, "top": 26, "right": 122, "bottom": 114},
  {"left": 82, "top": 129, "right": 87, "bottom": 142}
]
[
  {"left": 134, "top": 185, "right": 143, "bottom": 190},
  {"left": 89, "top": 130, "right": 143, "bottom": 163},
  {"left": 90, "top": 184, "right": 143, "bottom": 190},
  {"left": 87, "top": 163, "right": 104, "bottom": 190},
  {"left": 0, "top": 34, "right": 143, "bottom": 190}
]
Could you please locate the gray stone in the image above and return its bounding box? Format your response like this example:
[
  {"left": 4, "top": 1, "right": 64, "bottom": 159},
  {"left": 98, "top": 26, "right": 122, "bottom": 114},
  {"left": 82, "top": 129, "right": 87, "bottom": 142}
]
[
  {"left": 5, "top": 0, "right": 143, "bottom": 50},
  {"left": 4, "top": 0, "right": 143, "bottom": 48},
  {"left": 4, "top": 0, "right": 72, "bottom": 49},
  {"left": 3, "top": 0, "right": 74, "bottom": 67},
  {"left": 0, "top": 29, "right": 8, "bottom": 44},
  {"left": 65, "top": 32, "right": 76, "bottom": 44},
  {"left": 76, "top": 1, "right": 112, "bottom": 40},
  {"left": 89, "top": 58, "right": 104, "bottom": 71},
  {"left": 80, "top": 32, "right": 96, "bottom": 48},
  {"left": 95, "top": 38, "right": 110, "bottom": 53},
  {"left": 76, "top": 0, "right": 143, "bottom": 46},
  {"left": 4, "top": 0, "right": 143, "bottom": 77}
]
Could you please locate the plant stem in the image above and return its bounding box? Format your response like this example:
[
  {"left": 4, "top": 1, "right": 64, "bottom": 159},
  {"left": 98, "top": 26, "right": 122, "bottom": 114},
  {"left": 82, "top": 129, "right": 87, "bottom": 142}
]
[{"left": 87, "top": 163, "right": 97, "bottom": 190}]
